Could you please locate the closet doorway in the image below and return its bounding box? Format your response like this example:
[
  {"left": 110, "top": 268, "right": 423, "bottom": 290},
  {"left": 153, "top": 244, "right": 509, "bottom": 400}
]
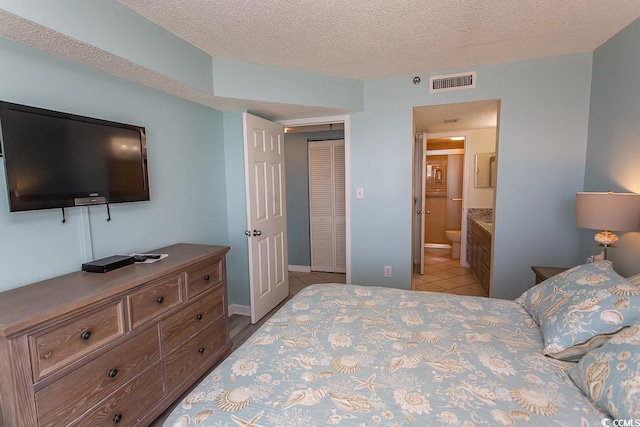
[
  {"left": 279, "top": 115, "right": 351, "bottom": 284},
  {"left": 309, "top": 139, "right": 346, "bottom": 273}
]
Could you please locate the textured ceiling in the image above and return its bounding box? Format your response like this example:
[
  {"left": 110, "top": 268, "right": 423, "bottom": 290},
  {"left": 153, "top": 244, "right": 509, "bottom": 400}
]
[
  {"left": 2, "top": 2, "right": 639, "bottom": 122},
  {"left": 119, "top": 0, "right": 640, "bottom": 80},
  {"left": 414, "top": 100, "right": 499, "bottom": 134}
]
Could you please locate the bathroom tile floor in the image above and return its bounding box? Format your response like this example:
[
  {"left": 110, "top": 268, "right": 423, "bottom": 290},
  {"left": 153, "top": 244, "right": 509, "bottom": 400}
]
[{"left": 412, "top": 249, "right": 488, "bottom": 297}]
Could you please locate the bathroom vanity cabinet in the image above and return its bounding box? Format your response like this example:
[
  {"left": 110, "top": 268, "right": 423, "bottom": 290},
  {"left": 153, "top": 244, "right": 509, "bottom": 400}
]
[{"left": 467, "top": 218, "right": 491, "bottom": 294}]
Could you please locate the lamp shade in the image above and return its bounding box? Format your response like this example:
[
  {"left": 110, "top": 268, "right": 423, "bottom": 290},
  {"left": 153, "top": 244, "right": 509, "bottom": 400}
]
[{"left": 576, "top": 192, "right": 640, "bottom": 232}]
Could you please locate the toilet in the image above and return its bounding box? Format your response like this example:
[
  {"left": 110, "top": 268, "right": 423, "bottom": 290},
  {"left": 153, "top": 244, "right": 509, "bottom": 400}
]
[{"left": 445, "top": 230, "right": 462, "bottom": 259}]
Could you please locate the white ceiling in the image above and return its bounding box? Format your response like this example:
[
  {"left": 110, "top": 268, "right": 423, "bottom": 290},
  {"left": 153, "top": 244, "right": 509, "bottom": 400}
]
[
  {"left": 119, "top": 0, "right": 640, "bottom": 80},
  {"left": 1, "top": 2, "right": 639, "bottom": 123},
  {"left": 414, "top": 99, "right": 499, "bottom": 134}
]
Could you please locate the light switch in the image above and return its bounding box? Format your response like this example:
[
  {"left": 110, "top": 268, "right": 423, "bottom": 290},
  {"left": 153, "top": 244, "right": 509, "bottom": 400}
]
[{"left": 356, "top": 187, "right": 364, "bottom": 199}]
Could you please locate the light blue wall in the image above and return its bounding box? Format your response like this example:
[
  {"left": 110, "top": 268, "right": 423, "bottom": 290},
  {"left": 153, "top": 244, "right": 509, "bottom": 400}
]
[
  {"left": 581, "top": 18, "right": 640, "bottom": 277},
  {"left": 0, "top": 2, "right": 607, "bottom": 304},
  {"left": 0, "top": 37, "right": 228, "bottom": 292},
  {"left": 351, "top": 54, "right": 593, "bottom": 299},
  {"left": 284, "top": 130, "right": 345, "bottom": 267}
]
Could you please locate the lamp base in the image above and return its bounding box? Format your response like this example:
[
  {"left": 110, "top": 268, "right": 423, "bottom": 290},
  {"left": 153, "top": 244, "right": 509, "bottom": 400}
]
[
  {"left": 594, "top": 230, "right": 618, "bottom": 246},
  {"left": 592, "top": 242, "right": 615, "bottom": 261}
]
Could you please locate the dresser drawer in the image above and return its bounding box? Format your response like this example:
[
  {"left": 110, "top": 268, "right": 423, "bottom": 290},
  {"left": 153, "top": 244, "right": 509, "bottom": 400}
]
[
  {"left": 35, "top": 326, "right": 160, "bottom": 427},
  {"left": 186, "top": 258, "right": 223, "bottom": 299},
  {"left": 127, "top": 275, "right": 183, "bottom": 330},
  {"left": 165, "top": 318, "right": 227, "bottom": 391},
  {"left": 30, "top": 300, "right": 125, "bottom": 381},
  {"left": 71, "top": 362, "right": 164, "bottom": 427},
  {"left": 161, "top": 287, "right": 225, "bottom": 355}
]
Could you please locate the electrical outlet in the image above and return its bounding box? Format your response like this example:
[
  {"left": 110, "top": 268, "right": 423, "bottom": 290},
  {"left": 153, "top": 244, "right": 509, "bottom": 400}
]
[{"left": 383, "top": 265, "right": 392, "bottom": 277}]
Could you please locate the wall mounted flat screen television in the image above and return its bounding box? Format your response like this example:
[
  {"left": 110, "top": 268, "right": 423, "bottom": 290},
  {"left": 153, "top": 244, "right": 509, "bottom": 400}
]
[{"left": 0, "top": 101, "right": 149, "bottom": 212}]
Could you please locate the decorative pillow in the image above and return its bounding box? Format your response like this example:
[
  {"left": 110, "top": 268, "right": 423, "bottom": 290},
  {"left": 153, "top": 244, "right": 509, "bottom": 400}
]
[
  {"left": 516, "top": 260, "right": 640, "bottom": 359},
  {"left": 547, "top": 332, "right": 616, "bottom": 362},
  {"left": 568, "top": 325, "right": 640, "bottom": 420}
]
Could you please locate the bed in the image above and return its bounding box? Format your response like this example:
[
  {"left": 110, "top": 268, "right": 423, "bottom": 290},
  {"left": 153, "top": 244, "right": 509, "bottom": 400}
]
[{"left": 163, "top": 261, "right": 640, "bottom": 426}]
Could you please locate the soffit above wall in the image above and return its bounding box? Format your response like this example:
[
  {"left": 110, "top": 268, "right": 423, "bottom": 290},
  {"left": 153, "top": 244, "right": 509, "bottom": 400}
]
[{"left": 0, "top": 9, "right": 350, "bottom": 120}]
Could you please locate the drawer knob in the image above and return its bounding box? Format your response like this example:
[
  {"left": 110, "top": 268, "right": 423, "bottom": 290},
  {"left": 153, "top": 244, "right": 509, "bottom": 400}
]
[
  {"left": 156, "top": 296, "right": 164, "bottom": 304},
  {"left": 108, "top": 369, "right": 118, "bottom": 378},
  {"left": 43, "top": 351, "right": 52, "bottom": 359},
  {"left": 203, "top": 274, "right": 210, "bottom": 281},
  {"left": 80, "top": 330, "right": 92, "bottom": 340},
  {"left": 195, "top": 313, "right": 203, "bottom": 321},
  {"left": 198, "top": 347, "right": 205, "bottom": 354},
  {"left": 112, "top": 414, "right": 122, "bottom": 423}
]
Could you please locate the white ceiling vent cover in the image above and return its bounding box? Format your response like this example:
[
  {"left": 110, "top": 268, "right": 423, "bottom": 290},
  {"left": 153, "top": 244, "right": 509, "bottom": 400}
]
[{"left": 429, "top": 71, "right": 476, "bottom": 93}]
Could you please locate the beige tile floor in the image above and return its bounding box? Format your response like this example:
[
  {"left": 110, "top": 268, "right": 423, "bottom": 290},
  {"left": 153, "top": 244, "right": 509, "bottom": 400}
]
[{"left": 412, "top": 249, "right": 488, "bottom": 297}]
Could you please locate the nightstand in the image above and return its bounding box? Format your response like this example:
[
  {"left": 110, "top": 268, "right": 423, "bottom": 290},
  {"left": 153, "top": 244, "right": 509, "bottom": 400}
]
[{"left": 531, "top": 266, "right": 570, "bottom": 284}]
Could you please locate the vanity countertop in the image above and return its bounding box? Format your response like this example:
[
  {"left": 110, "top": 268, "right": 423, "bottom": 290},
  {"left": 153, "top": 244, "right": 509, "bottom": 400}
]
[{"left": 471, "top": 218, "right": 493, "bottom": 235}]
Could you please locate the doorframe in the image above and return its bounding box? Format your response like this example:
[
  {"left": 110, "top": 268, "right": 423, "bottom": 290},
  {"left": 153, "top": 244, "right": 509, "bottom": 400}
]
[
  {"left": 423, "top": 131, "right": 471, "bottom": 268},
  {"left": 278, "top": 115, "right": 351, "bottom": 284}
]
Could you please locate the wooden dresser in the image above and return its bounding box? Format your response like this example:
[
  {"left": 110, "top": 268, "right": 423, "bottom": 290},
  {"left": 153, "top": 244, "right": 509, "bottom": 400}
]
[{"left": 0, "top": 243, "right": 231, "bottom": 427}]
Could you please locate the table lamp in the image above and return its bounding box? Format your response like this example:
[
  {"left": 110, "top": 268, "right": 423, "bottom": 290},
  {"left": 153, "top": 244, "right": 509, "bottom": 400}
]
[{"left": 576, "top": 191, "right": 640, "bottom": 260}]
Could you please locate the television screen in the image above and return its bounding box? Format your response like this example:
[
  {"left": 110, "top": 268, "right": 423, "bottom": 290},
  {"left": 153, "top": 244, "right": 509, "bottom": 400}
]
[{"left": 0, "top": 101, "right": 149, "bottom": 212}]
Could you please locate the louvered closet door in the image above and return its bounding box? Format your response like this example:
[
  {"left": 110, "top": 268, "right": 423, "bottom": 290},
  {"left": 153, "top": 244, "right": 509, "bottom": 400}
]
[{"left": 309, "top": 140, "right": 346, "bottom": 273}]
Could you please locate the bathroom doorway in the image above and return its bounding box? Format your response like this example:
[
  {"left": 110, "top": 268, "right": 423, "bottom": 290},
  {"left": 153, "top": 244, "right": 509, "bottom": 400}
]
[
  {"left": 414, "top": 131, "right": 469, "bottom": 276},
  {"left": 424, "top": 138, "right": 464, "bottom": 249},
  {"left": 411, "top": 100, "right": 499, "bottom": 297}
]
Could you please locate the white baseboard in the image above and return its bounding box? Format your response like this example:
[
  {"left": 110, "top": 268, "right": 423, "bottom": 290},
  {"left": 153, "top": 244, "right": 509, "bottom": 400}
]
[
  {"left": 288, "top": 265, "right": 311, "bottom": 273},
  {"left": 228, "top": 304, "right": 250, "bottom": 317}
]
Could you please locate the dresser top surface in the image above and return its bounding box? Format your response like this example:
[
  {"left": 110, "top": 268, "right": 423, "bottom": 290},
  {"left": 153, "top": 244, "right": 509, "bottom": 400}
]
[{"left": 0, "top": 243, "right": 229, "bottom": 337}]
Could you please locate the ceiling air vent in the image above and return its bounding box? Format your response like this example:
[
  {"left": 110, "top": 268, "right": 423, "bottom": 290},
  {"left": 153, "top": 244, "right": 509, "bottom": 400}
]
[{"left": 429, "top": 71, "right": 476, "bottom": 93}]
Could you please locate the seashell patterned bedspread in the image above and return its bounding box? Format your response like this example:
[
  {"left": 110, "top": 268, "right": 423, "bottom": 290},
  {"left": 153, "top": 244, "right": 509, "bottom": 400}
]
[{"left": 163, "top": 284, "right": 609, "bottom": 426}]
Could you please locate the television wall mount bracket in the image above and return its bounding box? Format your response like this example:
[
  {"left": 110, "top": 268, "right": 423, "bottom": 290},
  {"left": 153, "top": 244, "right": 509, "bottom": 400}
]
[{"left": 59, "top": 204, "right": 112, "bottom": 224}]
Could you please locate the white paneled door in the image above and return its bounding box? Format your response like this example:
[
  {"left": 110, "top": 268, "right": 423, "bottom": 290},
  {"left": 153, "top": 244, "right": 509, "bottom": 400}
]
[
  {"left": 309, "top": 139, "right": 346, "bottom": 273},
  {"left": 243, "top": 113, "right": 288, "bottom": 324}
]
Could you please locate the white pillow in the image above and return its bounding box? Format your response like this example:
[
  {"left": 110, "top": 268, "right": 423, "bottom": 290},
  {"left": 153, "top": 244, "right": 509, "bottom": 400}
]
[{"left": 627, "top": 273, "right": 640, "bottom": 286}]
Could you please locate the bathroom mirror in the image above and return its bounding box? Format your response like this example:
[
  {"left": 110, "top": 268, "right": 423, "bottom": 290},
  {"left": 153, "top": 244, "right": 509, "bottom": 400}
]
[{"left": 475, "top": 152, "right": 496, "bottom": 188}]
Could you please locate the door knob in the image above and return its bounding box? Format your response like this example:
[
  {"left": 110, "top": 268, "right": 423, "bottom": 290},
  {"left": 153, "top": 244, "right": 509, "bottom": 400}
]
[
  {"left": 252, "top": 230, "right": 262, "bottom": 236},
  {"left": 244, "top": 230, "right": 251, "bottom": 236}
]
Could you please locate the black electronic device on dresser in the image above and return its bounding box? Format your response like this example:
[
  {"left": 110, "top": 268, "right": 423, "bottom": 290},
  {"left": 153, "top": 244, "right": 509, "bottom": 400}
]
[{"left": 81, "top": 255, "right": 135, "bottom": 273}]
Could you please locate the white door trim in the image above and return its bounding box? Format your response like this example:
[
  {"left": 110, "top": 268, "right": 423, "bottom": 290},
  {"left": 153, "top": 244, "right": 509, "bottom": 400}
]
[{"left": 278, "top": 115, "right": 351, "bottom": 284}]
